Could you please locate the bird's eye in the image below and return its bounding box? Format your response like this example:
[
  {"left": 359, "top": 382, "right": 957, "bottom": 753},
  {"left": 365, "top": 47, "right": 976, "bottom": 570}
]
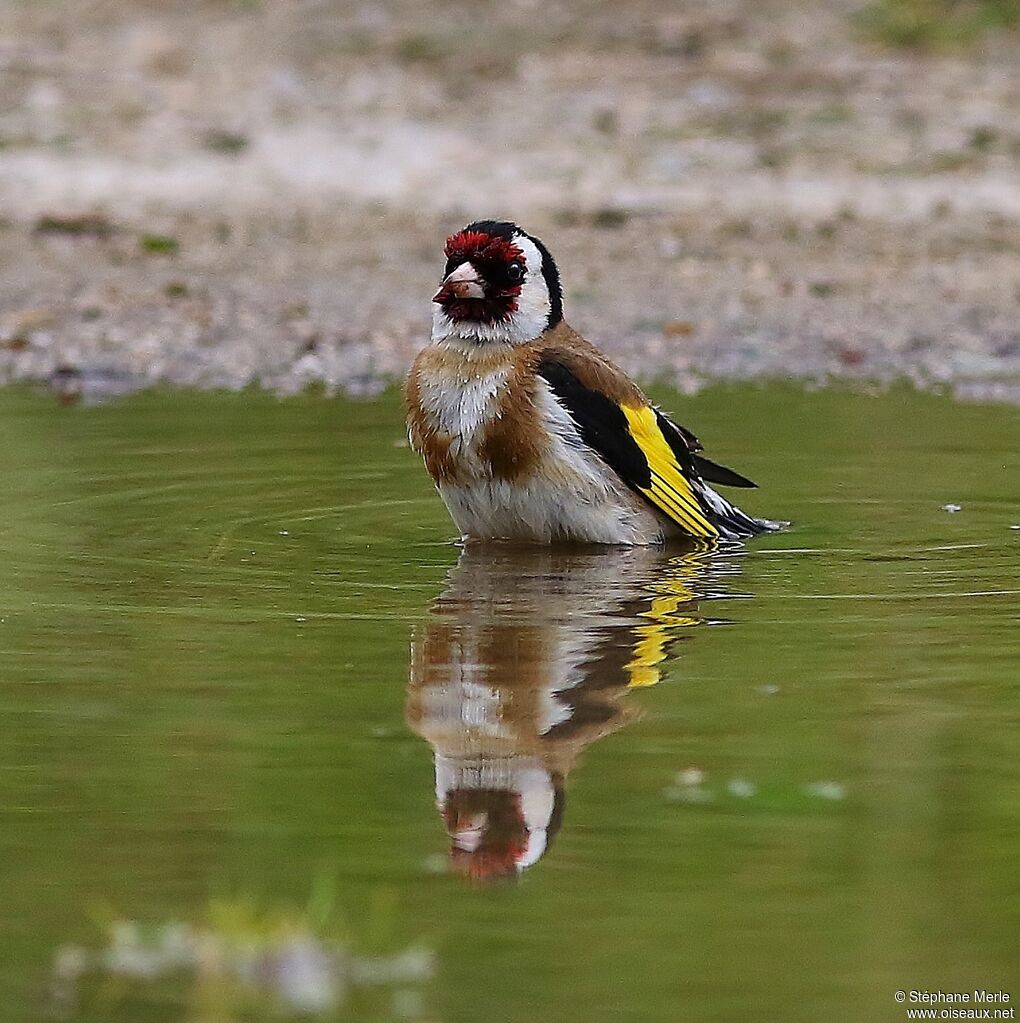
[{"left": 506, "top": 263, "right": 524, "bottom": 283}]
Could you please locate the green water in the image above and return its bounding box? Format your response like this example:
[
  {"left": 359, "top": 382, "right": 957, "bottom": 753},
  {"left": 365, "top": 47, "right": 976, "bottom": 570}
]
[{"left": 1, "top": 385, "right": 1018, "bottom": 1022}]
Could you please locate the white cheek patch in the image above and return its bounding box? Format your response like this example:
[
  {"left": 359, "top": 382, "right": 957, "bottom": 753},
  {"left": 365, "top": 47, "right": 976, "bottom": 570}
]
[
  {"left": 508, "top": 234, "right": 553, "bottom": 340},
  {"left": 432, "top": 232, "right": 552, "bottom": 347}
]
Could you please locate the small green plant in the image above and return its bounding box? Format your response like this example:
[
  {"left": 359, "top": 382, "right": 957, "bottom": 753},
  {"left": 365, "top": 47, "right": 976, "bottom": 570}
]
[
  {"left": 395, "top": 34, "right": 445, "bottom": 63},
  {"left": 590, "top": 207, "right": 630, "bottom": 229},
  {"left": 202, "top": 129, "right": 249, "bottom": 154},
  {"left": 164, "top": 280, "right": 190, "bottom": 299},
  {"left": 35, "top": 212, "right": 113, "bottom": 238},
  {"left": 969, "top": 125, "right": 998, "bottom": 151},
  {"left": 50, "top": 885, "right": 435, "bottom": 1021},
  {"left": 140, "top": 234, "right": 180, "bottom": 256},
  {"left": 857, "top": 0, "right": 1020, "bottom": 49}
]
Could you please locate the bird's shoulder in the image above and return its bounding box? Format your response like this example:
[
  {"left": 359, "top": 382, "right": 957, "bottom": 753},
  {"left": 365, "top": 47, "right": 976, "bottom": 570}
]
[
  {"left": 521, "top": 321, "right": 647, "bottom": 409},
  {"left": 522, "top": 322, "right": 708, "bottom": 455}
]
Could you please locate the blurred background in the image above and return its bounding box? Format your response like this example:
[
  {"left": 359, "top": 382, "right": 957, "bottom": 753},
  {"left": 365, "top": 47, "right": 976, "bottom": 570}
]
[
  {"left": 2, "top": 0, "right": 1019, "bottom": 401},
  {"left": 2, "top": 5, "right": 1020, "bottom": 1023}
]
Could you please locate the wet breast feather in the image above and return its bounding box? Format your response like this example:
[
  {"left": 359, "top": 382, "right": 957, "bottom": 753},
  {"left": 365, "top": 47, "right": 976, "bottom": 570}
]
[
  {"left": 406, "top": 346, "right": 512, "bottom": 482},
  {"left": 406, "top": 345, "right": 550, "bottom": 484}
]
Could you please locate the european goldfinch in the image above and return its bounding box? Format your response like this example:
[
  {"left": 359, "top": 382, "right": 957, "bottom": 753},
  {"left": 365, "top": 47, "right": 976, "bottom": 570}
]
[{"left": 406, "top": 220, "right": 781, "bottom": 544}]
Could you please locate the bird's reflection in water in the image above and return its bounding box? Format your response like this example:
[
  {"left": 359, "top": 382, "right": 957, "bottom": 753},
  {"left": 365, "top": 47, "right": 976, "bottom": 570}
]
[{"left": 405, "top": 542, "right": 744, "bottom": 881}]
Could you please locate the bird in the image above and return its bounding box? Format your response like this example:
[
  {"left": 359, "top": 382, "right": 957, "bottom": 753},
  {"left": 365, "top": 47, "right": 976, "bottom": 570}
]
[{"left": 405, "top": 220, "right": 783, "bottom": 545}]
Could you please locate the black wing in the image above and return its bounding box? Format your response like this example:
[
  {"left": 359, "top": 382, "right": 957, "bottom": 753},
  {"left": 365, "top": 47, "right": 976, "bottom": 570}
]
[
  {"left": 537, "top": 356, "right": 719, "bottom": 537},
  {"left": 655, "top": 410, "right": 756, "bottom": 489}
]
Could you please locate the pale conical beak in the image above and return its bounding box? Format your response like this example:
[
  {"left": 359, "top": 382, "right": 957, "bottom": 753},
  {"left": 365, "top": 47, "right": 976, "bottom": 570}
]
[{"left": 434, "top": 262, "right": 485, "bottom": 302}]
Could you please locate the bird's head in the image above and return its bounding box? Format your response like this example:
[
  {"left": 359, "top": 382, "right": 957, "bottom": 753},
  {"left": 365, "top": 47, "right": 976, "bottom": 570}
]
[
  {"left": 432, "top": 220, "right": 562, "bottom": 347},
  {"left": 435, "top": 758, "right": 565, "bottom": 881}
]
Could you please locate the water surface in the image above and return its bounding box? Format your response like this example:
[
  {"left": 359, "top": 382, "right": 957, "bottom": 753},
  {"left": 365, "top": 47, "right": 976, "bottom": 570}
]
[{"left": 1, "top": 385, "right": 1018, "bottom": 1022}]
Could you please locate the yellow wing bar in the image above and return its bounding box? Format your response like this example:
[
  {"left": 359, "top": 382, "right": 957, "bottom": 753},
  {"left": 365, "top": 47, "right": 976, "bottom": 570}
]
[
  {"left": 621, "top": 405, "right": 719, "bottom": 538},
  {"left": 625, "top": 551, "right": 709, "bottom": 687}
]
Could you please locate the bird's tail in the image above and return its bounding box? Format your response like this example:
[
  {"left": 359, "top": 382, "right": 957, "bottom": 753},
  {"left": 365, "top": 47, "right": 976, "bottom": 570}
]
[{"left": 700, "top": 484, "right": 787, "bottom": 540}]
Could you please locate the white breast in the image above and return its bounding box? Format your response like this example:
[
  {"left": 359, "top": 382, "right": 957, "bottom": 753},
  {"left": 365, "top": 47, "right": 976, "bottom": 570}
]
[
  {"left": 415, "top": 362, "right": 509, "bottom": 474},
  {"left": 418, "top": 365, "right": 509, "bottom": 438}
]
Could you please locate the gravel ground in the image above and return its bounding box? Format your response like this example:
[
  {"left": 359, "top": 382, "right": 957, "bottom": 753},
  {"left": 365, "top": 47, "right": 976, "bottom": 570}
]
[{"left": 2, "top": 0, "right": 1019, "bottom": 403}]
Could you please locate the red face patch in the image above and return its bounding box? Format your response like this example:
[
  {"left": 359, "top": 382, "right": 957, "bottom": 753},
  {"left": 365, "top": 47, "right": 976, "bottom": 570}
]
[
  {"left": 436, "top": 230, "right": 526, "bottom": 325},
  {"left": 443, "top": 230, "right": 524, "bottom": 267},
  {"left": 441, "top": 788, "right": 530, "bottom": 880}
]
